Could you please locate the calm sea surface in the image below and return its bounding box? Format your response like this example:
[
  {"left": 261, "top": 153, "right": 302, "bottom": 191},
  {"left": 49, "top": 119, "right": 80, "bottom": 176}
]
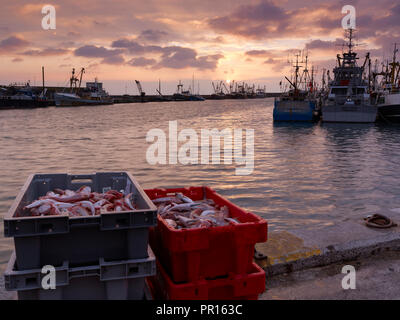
[{"left": 1, "top": 98, "right": 400, "bottom": 271}]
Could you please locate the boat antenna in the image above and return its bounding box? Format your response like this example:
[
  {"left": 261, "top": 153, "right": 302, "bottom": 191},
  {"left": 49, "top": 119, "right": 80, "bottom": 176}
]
[
  {"left": 294, "top": 52, "right": 302, "bottom": 91},
  {"left": 42, "top": 66, "right": 45, "bottom": 97},
  {"left": 347, "top": 28, "right": 354, "bottom": 53},
  {"left": 192, "top": 73, "right": 195, "bottom": 96}
]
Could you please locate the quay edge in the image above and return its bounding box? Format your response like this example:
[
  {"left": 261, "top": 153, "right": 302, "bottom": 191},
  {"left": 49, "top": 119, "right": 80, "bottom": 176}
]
[{"left": 255, "top": 210, "right": 400, "bottom": 277}]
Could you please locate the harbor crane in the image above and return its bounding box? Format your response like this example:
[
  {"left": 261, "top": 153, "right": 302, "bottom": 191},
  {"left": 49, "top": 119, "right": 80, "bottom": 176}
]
[
  {"left": 135, "top": 80, "right": 145, "bottom": 97},
  {"left": 70, "top": 68, "right": 85, "bottom": 93}
]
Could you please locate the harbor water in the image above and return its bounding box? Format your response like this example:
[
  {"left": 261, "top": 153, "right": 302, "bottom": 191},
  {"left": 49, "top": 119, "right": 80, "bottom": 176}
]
[{"left": 1, "top": 98, "right": 400, "bottom": 272}]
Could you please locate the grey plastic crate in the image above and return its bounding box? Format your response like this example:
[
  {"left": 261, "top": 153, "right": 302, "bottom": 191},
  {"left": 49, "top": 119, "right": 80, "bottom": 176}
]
[
  {"left": 3, "top": 172, "right": 157, "bottom": 270},
  {"left": 4, "top": 247, "right": 156, "bottom": 300},
  {"left": 143, "top": 280, "right": 153, "bottom": 300}
]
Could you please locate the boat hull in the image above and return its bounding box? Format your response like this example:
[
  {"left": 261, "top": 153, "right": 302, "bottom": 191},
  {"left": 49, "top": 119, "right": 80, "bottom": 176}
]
[
  {"left": 273, "top": 100, "right": 318, "bottom": 122},
  {"left": 172, "top": 94, "right": 205, "bottom": 101},
  {"left": 378, "top": 104, "right": 400, "bottom": 123},
  {"left": 322, "top": 104, "right": 377, "bottom": 123},
  {"left": 0, "top": 98, "right": 49, "bottom": 109},
  {"left": 55, "top": 93, "right": 113, "bottom": 107},
  {"left": 377, "top": 93, "right": 400, "bottom": 123}
]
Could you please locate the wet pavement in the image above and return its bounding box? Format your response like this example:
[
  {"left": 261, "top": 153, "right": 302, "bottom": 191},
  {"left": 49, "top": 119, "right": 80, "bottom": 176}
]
[{"left": 260, "top": 250, "right": 400, "bottom": 300}]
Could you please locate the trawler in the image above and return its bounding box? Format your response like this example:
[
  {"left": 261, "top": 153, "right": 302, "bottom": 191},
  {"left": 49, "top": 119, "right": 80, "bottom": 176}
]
[
  {"left": 273, "top": 53, "right": 319, "bottom": 122},
  {"left": 172, "top": 80, "right": 205, "bottom": 101},
  {"left": 55, "top": 68, "right": 113, "bottom": 107},
  {"left": 0, "top": 67, "right": 49, "bottom": 109},
  {"left": 374, "top": 44, "right": 400, "bottom": 123},
  {"left": 322, "top": 29, "right": 377, "bottom": 123},
  {"left": 0, "top": 84, "right": 49, "bottom": 109}
]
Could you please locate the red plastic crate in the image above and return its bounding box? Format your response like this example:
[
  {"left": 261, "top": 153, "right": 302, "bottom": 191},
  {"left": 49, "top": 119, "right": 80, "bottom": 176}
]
[
  {"left": 145, "top": 187, "right": 268, "bottom": 283},
  {"left": 148, "top": 260, "right": 265, "bottom": 300}
]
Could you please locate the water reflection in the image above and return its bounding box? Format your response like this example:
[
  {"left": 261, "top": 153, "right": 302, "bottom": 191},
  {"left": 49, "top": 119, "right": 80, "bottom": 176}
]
[{"left": 1, "top": 99, "right": 400, "bottom": 271}]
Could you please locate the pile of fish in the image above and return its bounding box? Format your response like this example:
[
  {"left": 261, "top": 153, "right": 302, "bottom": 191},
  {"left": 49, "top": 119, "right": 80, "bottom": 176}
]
[
  {"left": 152, "top": 192, "right": 240, "bottom": 229},
  {"left": 21, "top": 186, "right": 136, "bottom": 217}
]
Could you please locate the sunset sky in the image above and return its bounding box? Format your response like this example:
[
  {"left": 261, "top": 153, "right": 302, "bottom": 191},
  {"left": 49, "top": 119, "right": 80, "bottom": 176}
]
[{"left": 0, "top": 0, "right": 399, "bottom": 94}]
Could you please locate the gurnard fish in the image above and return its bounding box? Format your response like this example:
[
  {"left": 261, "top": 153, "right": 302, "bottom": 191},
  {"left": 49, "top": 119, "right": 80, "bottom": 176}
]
[
  {"left": 152, "top": 192, "right": 240, "bottom": 230},
  {"left": 22, "top": 186, "right": 138, "bottom": 218}
]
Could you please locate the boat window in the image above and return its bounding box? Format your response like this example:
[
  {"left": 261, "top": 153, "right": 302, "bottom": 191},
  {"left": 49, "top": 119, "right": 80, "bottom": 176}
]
[{"left": 331, "top": 88, "right": 347, "bottom": 95}]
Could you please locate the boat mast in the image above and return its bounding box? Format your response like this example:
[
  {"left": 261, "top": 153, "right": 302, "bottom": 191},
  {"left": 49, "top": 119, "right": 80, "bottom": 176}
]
[
  {"left": 294, "top": 53, "right": 300, "bottom": 91},
  {"left": 192, "top": 73, "right": 194, "bottom": 96},
  {"left": 70, "top": 68, "right": 76, "bottom": 91},
  {"left": 78, "top": 68, "right": 85, "bottom": 92},
  {"left": 301, "top": 53, "right": 309, "bottom": 91},
  {"left": 347, "top": 28, "right": 354, "bottom": 54},
  {"left": 177, "top": 80, "right": 183, "bottom": 94},
  {"left": 42, "top": 66, "right": 45, "bottom": 95},
  {"left": 389, "top": 43, "right": 399, "bottom": 88}
]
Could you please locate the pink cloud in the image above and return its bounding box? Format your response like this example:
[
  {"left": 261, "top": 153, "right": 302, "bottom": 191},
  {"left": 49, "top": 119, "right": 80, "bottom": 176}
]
[{"left": 0, "top": 35, "right": 29, "bottom": 53}]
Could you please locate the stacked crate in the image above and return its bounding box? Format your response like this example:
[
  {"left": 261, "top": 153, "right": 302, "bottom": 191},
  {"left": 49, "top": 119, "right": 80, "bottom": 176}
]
[
  {"left": 145, "top": 187, "right": 268, "bottom": 300},
  {"left": 3, "top": 172, "right": 157, "bottom": 300}
]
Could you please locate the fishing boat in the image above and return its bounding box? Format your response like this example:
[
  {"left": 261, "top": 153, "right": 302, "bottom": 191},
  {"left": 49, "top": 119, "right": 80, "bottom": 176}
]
[
  {"left": 172, "top": 80, "right": 205, "bottom": 101},
  {"left": 273, "top": 53, "right": 320, "bottom": 122},
  {"left": 374, "top": 44, "right": 400, "bottom": 123},
  {"left": 210, "top": 81, "right": 227, "bottom": 99},
  {"left": 256, "top": 85, "right": 267, "bottom": 98},
  {"left": 55, "top": 68, "right": 113, "bottom": 107},
  {"left": 322, "top": 29, "right": 377, "bottom": 123},
  {"left": 0, "top": 83, "right": 49, "bottom": 109}
]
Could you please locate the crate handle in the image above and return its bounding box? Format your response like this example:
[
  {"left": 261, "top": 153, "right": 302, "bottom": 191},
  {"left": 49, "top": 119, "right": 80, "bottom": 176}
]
[
  {"left": 70, "top": 174, "right": 94, "bottom": 181},
  {"left": 70, "top": 174, "right": 94, "bottom": 186}
]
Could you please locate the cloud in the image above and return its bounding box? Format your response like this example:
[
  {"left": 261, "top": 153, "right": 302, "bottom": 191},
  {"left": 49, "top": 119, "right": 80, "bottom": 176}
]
[
  {"left": 102, "top": 55, "right": 125, "bottom": 64},
  {"left": 75, "top": 45, "right": 123, "bottom": 58},
  {"left": 0, "top": 35, "right": 29, "bottom": 53},
  {"left": 234, "top": 0, "right": 286, "bottom": 21},
  {"left": 137, "top": 29, "right": 169, "bottom": 43},
  {"left": 305, "top": 39, "right": 343, "bottom": 51},
  {"left": 67, "top": 31, "right": 81, "bottom": 38},
  {"left": 127, "top": 57, "right": 157, "bottom": 67},
  {"left": 264, "top": 58, "right": 277, "bottom": 64},
  {"left": 22, "top": 48, "right": 70, "bottom": 56},
  {"left": 154, "top": 47, "right": 223, "bottom": 70},
  {"left": 374, "top": 4, "right": 400, "bottom": 28},
  {"left": 245, "top": 50, "right": 269, "bottom": 56},
  {"left": 208, "top": 0, "right": 291, "bottom": 39},
  {"left": 112, "top": 38, "right": 224, "bottom": 70},
  {"left": 245, "top": 48, "right": 299, "bottom": 72},
  {"left": 111, "top": 39, "right": 164, "bottom": 54},
  {"left": 74, "top": 45, "right": 125, "bottom": 64},
  {"left": 12, "top": 57, "right": 23, "bottom": 63}
]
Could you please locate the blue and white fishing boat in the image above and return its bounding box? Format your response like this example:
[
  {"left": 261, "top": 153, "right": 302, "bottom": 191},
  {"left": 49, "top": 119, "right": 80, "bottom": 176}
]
[
  {"left": 322, "top": 29, "right": 377, "bottom": 123},
  {"left": 274, "top": 54, "right": 320, "bottom": 122}
]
